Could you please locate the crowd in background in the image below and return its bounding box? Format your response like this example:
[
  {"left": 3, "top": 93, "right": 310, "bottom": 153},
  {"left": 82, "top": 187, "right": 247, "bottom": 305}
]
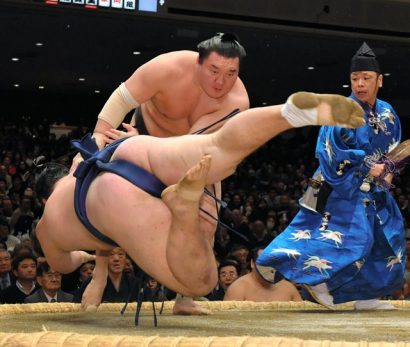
[{"left": 1, "top": 116, "right": 410, "bottom": 304}]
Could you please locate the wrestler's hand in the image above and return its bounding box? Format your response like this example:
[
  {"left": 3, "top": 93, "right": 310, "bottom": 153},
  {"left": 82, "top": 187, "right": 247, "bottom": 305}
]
[
  {"left": 70, "top": 153, "right": 84, "bottom": 174},
  {"left": 104, "top": 123, "right": 138, "bottom": 144},
  {"left": 81, "top": 278, "right": 106, "bottom": 312},
  {"left": 369, "top": 163, "right": 386, "bottom": 177}
]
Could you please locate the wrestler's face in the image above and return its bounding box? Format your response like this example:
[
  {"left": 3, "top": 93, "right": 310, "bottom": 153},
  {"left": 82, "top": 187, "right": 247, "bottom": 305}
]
[
  {"left": 198, "top": 51, "right": 240, "bottom": 99},
  {"left": 350, "top": 71, "right": 382, "bottom": 106}
]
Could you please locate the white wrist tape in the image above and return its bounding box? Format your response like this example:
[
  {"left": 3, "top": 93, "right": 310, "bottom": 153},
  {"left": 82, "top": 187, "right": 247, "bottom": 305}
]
[
  {"left": 97, "top": 83, "right": 139, "bottom": 129},
  {"left": 281, "top": 99, "right": 318, "bottom": 128}
]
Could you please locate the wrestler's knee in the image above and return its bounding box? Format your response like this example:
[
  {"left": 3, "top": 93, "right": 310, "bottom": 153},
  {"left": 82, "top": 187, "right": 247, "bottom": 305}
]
[{"left": 180, "top": 271, "right": 218, "bottom": 297}]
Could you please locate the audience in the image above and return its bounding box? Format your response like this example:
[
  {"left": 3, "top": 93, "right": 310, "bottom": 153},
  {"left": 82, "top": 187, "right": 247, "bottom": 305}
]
[
  {"left": 74, "top": 247, "right": 138, "bottom": 303},
  {"left": 0, "top": 253, "right": 38, "bottom": 303},
  {"left": 0, "top": 249, "right": 13, "bottom": 291},
  {"left": 207, "top": 259, "right": 241, "bottom": 301},
  {"left": 1, "top": 116, "right": 410, "bottom": 304},
  {"left": 25, "top": 261, "right": 73, "bottom": 303},
  {"left": 224, "top": 247, "right": 302, "bottom": 301},
  {"left": 0, "top": 216, "right": 20, "bottom": 252}
]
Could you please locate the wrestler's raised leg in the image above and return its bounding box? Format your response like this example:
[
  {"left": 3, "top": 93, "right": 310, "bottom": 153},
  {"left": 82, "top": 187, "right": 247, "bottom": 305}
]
[
  {"left": 160, "top": 155, "right": 216, "bottom": 315},
  {"left": 285, "top": 92, "right": 365, "bottom": 128},
  {"left": 161, "top": 154, "right": 217, "bottom": 291}
]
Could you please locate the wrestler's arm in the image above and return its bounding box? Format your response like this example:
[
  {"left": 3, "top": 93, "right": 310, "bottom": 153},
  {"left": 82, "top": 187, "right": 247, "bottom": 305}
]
[
  {"left": 93, "top": 54, "right": 172, "bottom": 148},
  {"left": 81, "top": 250, "right": 110, "bottom": 311}
]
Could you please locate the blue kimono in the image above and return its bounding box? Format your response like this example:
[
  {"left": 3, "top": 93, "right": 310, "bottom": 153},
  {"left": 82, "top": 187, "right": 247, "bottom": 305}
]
[{"left": 256, "top": 94, "right": 405, "bottom": 304}]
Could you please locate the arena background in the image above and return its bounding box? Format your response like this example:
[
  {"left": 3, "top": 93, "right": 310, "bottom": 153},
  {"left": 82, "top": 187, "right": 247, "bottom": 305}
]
[{"left": 1, "top": 0, "right": 410, "bottom": 140}]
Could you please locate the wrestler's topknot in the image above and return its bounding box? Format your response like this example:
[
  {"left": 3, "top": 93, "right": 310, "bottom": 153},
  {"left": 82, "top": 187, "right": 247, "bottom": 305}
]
[{"left": 197, "top": 32, "right": 246, "bottom": 63}]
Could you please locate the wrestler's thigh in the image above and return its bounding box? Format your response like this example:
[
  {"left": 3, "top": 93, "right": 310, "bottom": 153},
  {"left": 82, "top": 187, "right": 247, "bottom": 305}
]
[{"left": 87, "top": 173, "right": 193, "bottom": 293}]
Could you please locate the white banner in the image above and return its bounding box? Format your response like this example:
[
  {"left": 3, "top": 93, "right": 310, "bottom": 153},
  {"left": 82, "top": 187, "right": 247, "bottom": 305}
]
[
  {"left": 98, "top": 0, "right": 110, "bottom": 7},
  {"left": 124, "top": 0, "right": 135, "bottom": 10},
  {"left": 59, "top": 0, "right": 72, "bottom": 3},
  {"left": 111, "top": 0, "right": 123, "bottom": 8},
  {"left": 72, "top": 0, "right": 85, "bottom": 4},
  {"left": 85, "top": 0, "right": 98, "bottom": 5}
]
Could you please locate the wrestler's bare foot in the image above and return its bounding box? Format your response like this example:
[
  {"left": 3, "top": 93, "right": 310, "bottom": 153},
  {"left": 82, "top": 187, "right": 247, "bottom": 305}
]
[
  {"left": 173, "top": 295, "right": 212, "bottom": 316},
  {"left": 285, "top": 92, "right": 365, "bottom": 128},
  {"left": 161, "top": 154, "right": 212, "bottom": 203}
]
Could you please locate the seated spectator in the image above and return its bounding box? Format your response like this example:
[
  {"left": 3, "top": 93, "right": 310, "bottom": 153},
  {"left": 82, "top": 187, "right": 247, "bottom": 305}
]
[
  {"left": 0, "top": 216, "right": 20, "bottom": 252},
  {"left": 0, "top": 165, "right": 12, "bottom": 191},
  {"left": 248, "top": 220, "right": 271, "bottom": 249},
  {"left": 142, "top": 276, "right": 167, "bottom": 302},
  {"left": 224, "top": 247, "right": 302, "bottom": 302},
  {"left": 0, "top": 253, "right": 38, "bottom": 303},
  {"left": 67, "top": 260, "right": 95, "bottom": 296},
  {"left": 0, "top": 196, "right": 14, "bottom": 220},
  {"left": 0, "top": 249, "right": 14, "bottom": 291},
  {"left": 11, "top": 243, "right": 34, "bottom": 259},
  {"left": 74, "top": 247, "right": 138, "bottom": 303},
  {"left": 25, "top": 261, "right": 73, "bottom": 303},
  {"left": 207, "top": 259, "right": 240, "bottom": 301},
  {"left": 124, "top": 256, "right": 135, "bottom": 277},
  {"left": 0, "top": 178, "right": 8, "bottom": 200},
  {"left": 228, "top": 244, "right": 250, "bottom": 276},
  {"left": 214, "top": 224, "right": 234, "bottom": 260},
  {"left": 9, "top": 196, "right": 34, "bottom": 236}
]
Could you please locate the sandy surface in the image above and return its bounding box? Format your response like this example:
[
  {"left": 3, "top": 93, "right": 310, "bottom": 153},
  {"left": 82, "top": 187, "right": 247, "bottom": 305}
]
[{"left": 1, "top": 308, "right": 410, "bottom": 342}]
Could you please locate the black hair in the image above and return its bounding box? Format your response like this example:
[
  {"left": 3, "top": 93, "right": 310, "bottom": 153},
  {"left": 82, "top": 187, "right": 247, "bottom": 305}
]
[
  {"left": 37, "top": 261, "right": 51, "bottom": 277},
  {"left": 247, "top": 246, "right": 264, "bottom": 264},
  {"left": 197, "top": 32, "right": 246, "bottom": 64},
  {"left": 0, "top": 216, "right": 10, "bottom": 231},
  {"left": 34, "top": 162, "right": 69, "bottom": 202},
  {"left": 11, "top": 253, "right": 37, "bottom": 272},
  {"left": 0, "top": 241, "right": 8, "bottom": 251}
]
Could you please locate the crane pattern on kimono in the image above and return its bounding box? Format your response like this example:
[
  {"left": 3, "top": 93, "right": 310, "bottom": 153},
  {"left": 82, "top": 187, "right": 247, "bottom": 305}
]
[
  {"left": 386, "top": 248, "right": 404, "bottom": 271},
  {"left": 303, "top": 256, "right": 333, "bottom": 276},
  {"left": 289, "top": 229, "right": 312, "bottom": 241},
  {"left": 270, "top": 248, "right": 301, "bottom": 260}
]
